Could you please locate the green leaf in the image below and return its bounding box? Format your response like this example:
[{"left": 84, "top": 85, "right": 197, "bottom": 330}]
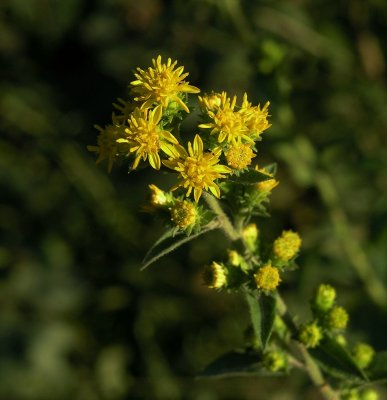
[
  {"left": 367, "top": 351, "right": 387, "bottom": 383},
  {"left": 229, "top": 168, "right": 272, "bottom": 185},
  {"left": 141, "top": 221, "right": 219, "bottom": 270},
  {"left": 310, "top": 335, "right": 367, "bottom": 381},
  {"left": 199, "top": 349, "right": 281, "bottom": 378},
  {"left": 245, "top": 292, "right": 277, "bottom": 350}
]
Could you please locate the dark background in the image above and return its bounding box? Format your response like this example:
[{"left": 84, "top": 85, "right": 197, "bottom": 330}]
[{"left": 1, "top": 0, "right": 387, "bottom": 399}]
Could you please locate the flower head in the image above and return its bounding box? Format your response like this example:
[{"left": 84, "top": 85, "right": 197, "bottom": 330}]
[
  {"left": 198, "top": 92, "right": 223, "bottom": 112},
  {"left": 203, "top": 262, "right": 227, "bottom": 289},
  {"left": 352, "top": 343, "right": 375, "bottom": 369},
  {"left": 170, "top": 200, "right": 197, "bottom": 229},
  {"left": 313, "top": 284, "right": 336, "bottom": 313},
  {"left": 130, "top": 55, "right": 200, "bottom": 113},
  {"left": 298, "top": 322, "right": 323, "bottom": 348},
  {"left": 199, "top": 92, "right": 251, "bottom": 144},
  {"left": 87, "top": 118, "right": 127, "bottom": 172},
  {"left": 263, "top": 351, "right": 287, "bottom": 372},
  {"left": 162, "top": 134, "right": 232, "bottom": 202},
  {"left": 325, "top": 306, "right": 349, "bottom": 330},
  {"left": 273, "top": 230, "right": 302, "bottom": 262},
  {"left": 239, "top": 93, "right": 271, "bottom": 140},
  {"left": 117, "top": 106, "right": 178, "bottom": 170},
  {"left": 225, "top": 142, "right": 256, "bottom": 170},
  {"left": 254, "top": 263, "right": 281, "bottom": 291}
]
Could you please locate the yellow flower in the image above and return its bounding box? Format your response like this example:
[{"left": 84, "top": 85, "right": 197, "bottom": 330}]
[
  {"left": 203, "top": 262, "right": 227, "bottom": 289},
  {"left": 225, "top": 142, "right": 256, "bottom": 170},
  {"left": 170, "top": 200, "right": 197, "bottom": 229},
  {"left": 162, "top": 134, "right": 232, "bottom": 202},
  {"left": 199, "top": 92, "right": 252, "bottom": 144},
  {"left": 255, "top": 166, "right": 279, "bottom": 193},
  {"left": 273, "top": 230, "right": 302, "bottom": 261},
  {"left": 254, "top": 263, "right": 281, "bottom": 291},
  {"left": 117, "top": 106, "right": 178, "bottom": 170},
  {"left": 198, "top": 92, "right": 223, "bottom": 112},
  {"left": 130, "top": 55, "right": 200, "bottom": 113},
  {"left": 239, "top": 93, "right": 271, "bottom": 140},
  {"left": 87, "top": 119, "right": 127, "bottom": 173}
]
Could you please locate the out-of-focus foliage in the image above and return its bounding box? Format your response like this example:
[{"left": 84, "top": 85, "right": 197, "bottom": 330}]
[{"left": 1, "top": 0, "right": 387, "bottom": 399}]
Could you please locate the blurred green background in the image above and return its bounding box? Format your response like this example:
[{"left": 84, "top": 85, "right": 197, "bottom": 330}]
[{"left": 1, "top": 0, "right": 387, "bottom": 399}]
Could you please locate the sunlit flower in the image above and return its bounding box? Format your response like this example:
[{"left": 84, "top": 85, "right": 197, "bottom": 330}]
[
  {"left": 198, "top": 92, "right": 223, "bottom": 112},
  {"left": 149, "top": 184, "right": 168, "bottom": 207},
  {"left": 225, "top": 142, "right": 256, "bottom": 170},
  {"left": 199, "top": 92, "right": 252, "bottom": 144},
  {"left": 162, "top": 134, "right": 232, "bottom": 202},
  {"left": 87, "top": 117, "right": 127, "bottom": 172},
  {"left": 117, "top": 106, "right": 178, "bottom": 170},
  {"left": 239, "top": 93, "right": 271, "bottom": 140},
  {"left": 130, "top": 55, "right": 200, "bottom": 112}
]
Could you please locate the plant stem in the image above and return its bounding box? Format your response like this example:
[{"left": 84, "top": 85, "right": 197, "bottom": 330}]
[
  {"left": 276, "top": 294, "right": 339, "bottom": 400},
  {"left": 206, "top": 193, "right": 339, "bottom": 400},
  {"left": 203, "top": 193, "right": 240, "bottom": 241}
]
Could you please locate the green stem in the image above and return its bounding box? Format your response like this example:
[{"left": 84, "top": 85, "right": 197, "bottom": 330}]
[
  {"left": 206, "top": 192, "right": 338, "bottom": 400},
  {"left": 203, "top": 192, "right": 240, "bottom": 241},
  {"left": 277, "top": 294, "right": 339, "bottom": 400}
]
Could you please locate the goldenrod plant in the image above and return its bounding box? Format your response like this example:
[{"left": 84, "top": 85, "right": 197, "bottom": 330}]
[{"left": 89, "top": 56, "right": 387, "bottom": 400}]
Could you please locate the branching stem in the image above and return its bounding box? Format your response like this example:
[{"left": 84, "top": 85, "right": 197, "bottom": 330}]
[{"left": 206, "top": 193, "right": 339, "bottom": 400}]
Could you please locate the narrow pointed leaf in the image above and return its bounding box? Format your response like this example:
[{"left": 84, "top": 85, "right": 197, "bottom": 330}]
[
  {"left": 198, "top": 349, "right": 282, "bottom": 378},
  {"left": 367, "top": 351, "right": 387, "bottom": 383},
  {"left": 141, "top": 221, "right": 219, "bottom": 270},
  {"left": 309, "top": 335, "right": 367, "bottom": 381},
  {"left": 229, "top": 168, "right": 272, "bottom": 185},
  {"left": 245, "top": 292, "right": 277, "bottom": 350}
]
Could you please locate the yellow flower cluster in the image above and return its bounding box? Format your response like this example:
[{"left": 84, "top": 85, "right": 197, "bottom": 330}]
[{"left": 88, "top": 55, "right": 274, "bottom": 203}]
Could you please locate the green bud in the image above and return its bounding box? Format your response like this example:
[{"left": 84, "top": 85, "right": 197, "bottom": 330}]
[
  {"left": 313, "top": 284, "right": 336, "bottom": 313},
  {"left": 335, "top": 334, "right": 347, "bottom": 347},
  {"left": 298, "top": 322, "right": 323, "bottom": 348},
  {"left": 352, "top": 343, "right": 375, "bottom": 369},
  {"left": 341, "top": 389, "right": 360, "bottom": 400},
  {"left": 325, "top": 306, "right": 349, "bottom": 330},
  {"left": 242, "top": 223, "right": 259, "bottom": 252},
  {"left": 360, "top": 389, "right": 379, "bottom": 400},
  {"left": 263, "top": 351, "right": 287, "bottom": 372}
]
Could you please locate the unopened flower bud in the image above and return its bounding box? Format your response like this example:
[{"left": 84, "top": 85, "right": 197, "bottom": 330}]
[
  {"left": 313, "top": 284, "right": 336, "bottom": 313},
  {"left": 361, "top": 389, "right": 379, "bottom": 400},
  {"left": 352, "top": 343, "right": 375, "bottom": 369},
  {"left": 298, "top": 322, "right": 322, "bottom": 348},
  {"left": 149, "top": 184, "right": 168, "bottom": 207},
  {"left": 273, "top": 230, "right": 302, "bottom": 261},
  {"left": 203, "top": 262, "right": 227, "bottom": 289},
  {"left": 242, "top": 223, "right": 259, "bottom": 252},
  {"left": 325, "top": 306, "right": 349, "bottom": 330},
  {"left": 263, "top": 351, "right": 287, "bottom": 372}
]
